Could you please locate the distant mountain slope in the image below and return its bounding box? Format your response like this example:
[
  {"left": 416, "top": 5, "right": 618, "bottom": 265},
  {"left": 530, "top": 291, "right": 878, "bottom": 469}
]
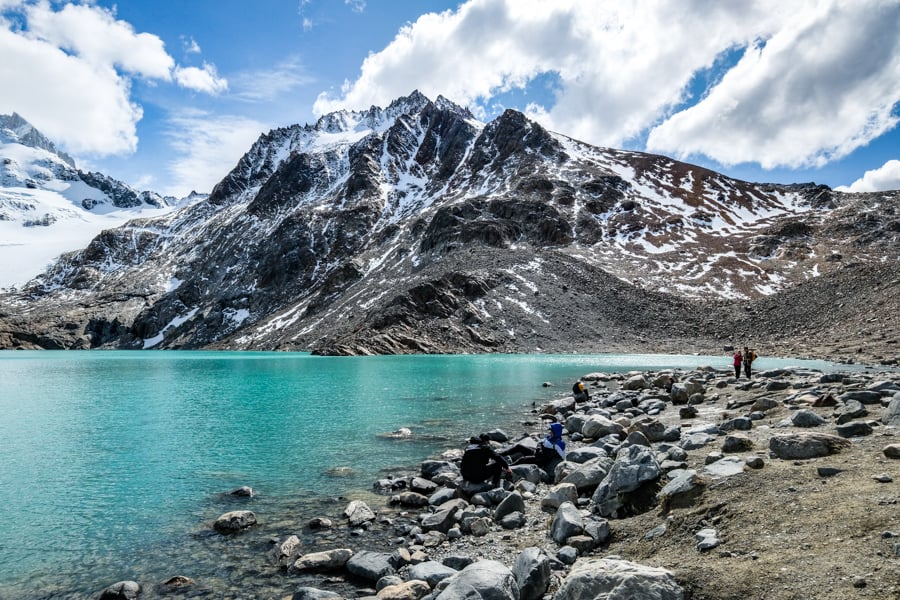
[
  {"left": 0, "top": 113, "right": 190, "bottom": 288},
  {"left": 0, "top": 93, "right": 897, "bottom": 361}
]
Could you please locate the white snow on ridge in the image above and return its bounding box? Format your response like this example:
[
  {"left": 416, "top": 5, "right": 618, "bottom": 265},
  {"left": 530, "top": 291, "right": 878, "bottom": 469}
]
[{"left": 0, "top": 186, "right": 173, "bottom": 288}]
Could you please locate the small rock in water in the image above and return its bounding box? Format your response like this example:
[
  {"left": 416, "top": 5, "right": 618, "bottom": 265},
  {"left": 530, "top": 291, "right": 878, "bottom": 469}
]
[{"left": 229, "top": 486, "right": 255, "bottom": 497}]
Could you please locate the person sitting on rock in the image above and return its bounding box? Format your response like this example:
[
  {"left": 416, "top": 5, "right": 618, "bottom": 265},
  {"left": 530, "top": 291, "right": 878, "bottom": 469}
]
[
  {"left": 572, "top": 380, "right": 590, "bottom": 405},
  {"left": 513, "top": 422, "right": 566, "bottom": 468},
  {"left": 460, "top": 434, "right": 511, "bottom": 487}
]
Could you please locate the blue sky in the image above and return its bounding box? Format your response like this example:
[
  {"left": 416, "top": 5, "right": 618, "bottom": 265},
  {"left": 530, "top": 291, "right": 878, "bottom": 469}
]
[{"left": 1, "top": 0, "right": 898, "bottom": 197}]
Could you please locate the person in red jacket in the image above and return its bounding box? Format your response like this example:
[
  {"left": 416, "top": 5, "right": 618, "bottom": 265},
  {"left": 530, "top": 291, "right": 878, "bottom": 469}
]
[{"left": 733, "top": 349, "right": 743, "bottom": 378}]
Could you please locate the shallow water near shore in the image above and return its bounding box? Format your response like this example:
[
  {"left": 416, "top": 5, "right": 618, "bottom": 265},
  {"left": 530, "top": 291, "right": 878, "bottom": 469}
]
[{"left": 0, "top": 351, "right": 861, "bottom": 598}]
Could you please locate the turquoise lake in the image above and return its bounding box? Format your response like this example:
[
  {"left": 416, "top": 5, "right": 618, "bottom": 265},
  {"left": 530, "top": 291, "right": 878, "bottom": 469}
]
[{"left": 0, "top": 351, "right": 850, "bottom": 598}]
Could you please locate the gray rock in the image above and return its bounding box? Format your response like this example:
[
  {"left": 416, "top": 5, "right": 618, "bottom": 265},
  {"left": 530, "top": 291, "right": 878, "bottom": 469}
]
[
  {"left": 410, "top": 477, "right": 439, "bottom": 495},
  {"left": 838, "top": 390, "right": 883, "bottom": 405},
  {"left": 541, "top": 483, "right": 579, "bottom": 511},
  {"left": 395, "top": 492, "right": 430, "bottom": 507},
  {"left": 271, "top": 535, "right": 302, "bottom": 566},
  {"left": 421, "top": 460, "right": 460, "bottom": 479},
  {"left": 499, "top": 511, "right": 526, "bottom": 529},
  {"left": 622, "top": 374, "right": 649, "bottom": 391},
  {"left": 554, "top": 557, "right": 684, "bottom": 600},
  {"left": 695, "top": 528, "right": 720, "bottom": 550},
  {"left": 584, "top": 517, "right": 611, "bottom": 544},
  {"left": 376, "top": 580, "right": 431, "bottom": 600},
  {"left": 720, "top": 417, "right": 752, "bottom": 431},
  {"left": 883, "top": 397, "right": 900, "bottom": 426},
  {"left": 213, "top": 510, "right": 257, "bottom": 534},
  {"left": 344, "top": 500, "right": 376, "bottom": 526},
  {"left": 790, "top": 409, "right": 827, "bottom": 428},
  {"left": 376, "top": 576, "right": 405, "bottom": 592},
  {"left": 745, "top": 456, "right": 765, "bottom": 469},
  {"left": 513, "top": 547, "right": 552, "bottom": 600},
  {"left": 229, "top": 485, "right": 255, "bottom": 497},
  {"left": 565, "top": 447, "right": 608, "bottom": 464},
  {"left": 769, "top": 432, "right": 851, "bottom": 459},
  {"left": 557, "top": 546, "right": 579, "bottom": 564},
  {"left": 409, "top": 561, "right": 458, "bottom": 587},
  {"left": 567, "top": 535, "right": 596, "bottom": 554},
  {"left": 658, "top": 469, "right": 702, "bottom": 509},
  {"left": 722, "top": 435, "right": 753, "bottom": 453},
  {"left": 834, "top": 399, "right": 868, "bottom": 425},
  {"left": 551, "top": 501, "right": 584, "bottom": 545},
  {"left": 429, "top": 487, "right": 458, "bottom": 506},
  {"left": 591, "top": 444, "right": 661, "bottom": 518},
  {"left": 836, "top": 421, "right": 873, "bottom": 438},
  {"left": 703, "top": 456, "right": 745, "bottom": 477},
  {"left": 884, "top": 444, "right": 900, "bottom": 459},
  {"left": 422, "top": 506, "right": 460, "bottom": 534},
  {"left": 680, "top": 432, "right": 716, "bottom": 450},
  {"left": 346, "top": 550, "right": 396, "bottom": 582},
  {"left": 510, "top": 463, "right": 543, "bottom": 484},
  {"left": 99, "top": 581, "right": 140, "bottom": 600},
  {"left": 581, "top": 415, "right": 624, "bottom": 439},
  {"left": 435, "top": 560, "right": 518, "bottom": 600},
  {"left": 494, "top": 491, "right": 525, "bottom": 522},
  {"left": 292, "top": 548, "right": 353, "bottom": 572},
  {"left": 669, "top": 383, "right": 690, "bottom": 404},
  {"left": 291, "top": 587, "right": 343, "bottom": 600},
  {"left": 559, "top": 455, "right": 614, "bottom": 492}
]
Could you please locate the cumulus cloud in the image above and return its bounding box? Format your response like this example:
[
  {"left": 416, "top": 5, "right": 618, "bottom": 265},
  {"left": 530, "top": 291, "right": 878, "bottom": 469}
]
[
  {"left": 174, "top": 63, "right": 228, "bottom": 94},
  {"left": 314, "top": 0, "right": 900, "bottom": 173},
  {"left": 836, "top": 159, "right": 900, "bottom": 193},
  {"left": 164, "top": 112, "right": 266, "bottom": 197},
  {"left": 0, "top": 1, "right": 227, "bottom": 156}
]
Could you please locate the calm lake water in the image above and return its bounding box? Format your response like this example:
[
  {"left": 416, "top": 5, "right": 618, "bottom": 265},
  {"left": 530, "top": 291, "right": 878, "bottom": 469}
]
[{"left": 0, "top": 351, "right": 848, "bottom": 598}]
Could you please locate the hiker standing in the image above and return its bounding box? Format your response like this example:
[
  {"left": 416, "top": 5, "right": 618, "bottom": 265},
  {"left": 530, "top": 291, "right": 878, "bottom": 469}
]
[
  {"left": 733, "top": 349, "right": 743, "bottom": 378},
  {"left": 742, "top": 346, "right": 757, "bottom": 379}
]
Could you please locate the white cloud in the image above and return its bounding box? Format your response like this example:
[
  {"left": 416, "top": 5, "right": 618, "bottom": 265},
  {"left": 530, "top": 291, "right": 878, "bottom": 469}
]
[
  {"left": 174, "top": 63, "right": 228, "bottom": 94},
  {"left": 345, "top": 0, "right": 366, "bottom": 13},
  {"left": 183, "top": 36, "right": 201, "bottom": 55},
  {"left": 233, "top": 57, "right": 312, "bottom": 102},
  {"left": 0, "top": 1, "right": 228, "bottom": 157},
  {"left": 164, "top": 112, "right": 265, "bottom": 197},
  {"left": 314, "top": 0, "right": 900, "bottom": 173},
  {"left": 0, "top": 26, "right": 142, "bottom": 154},
  {"left": 647, "top": 1, "right": 900, "bottom": 169},
  {"left": 836, "top": 159, "right": 900, "bottom": 193}
]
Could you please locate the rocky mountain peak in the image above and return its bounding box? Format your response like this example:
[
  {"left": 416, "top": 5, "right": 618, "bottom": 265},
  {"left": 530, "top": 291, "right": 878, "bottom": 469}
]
[
  {"left": 1, "top": 93, "right": 896, "bottom": 361},
  {"left": 0, "top": 112, "right": 76, "bottom": 168}
]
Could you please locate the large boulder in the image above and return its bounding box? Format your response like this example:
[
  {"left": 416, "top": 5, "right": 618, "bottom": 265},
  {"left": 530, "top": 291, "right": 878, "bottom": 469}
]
[
  {"left": 213, "top": 510, "right": 257, "bottom": 534},
  {"left": 550, "top": 501, "right": 584, "bottom": 545},
  {"left": 769, "top": 433, "right": 851, "bottom": 459},
  {"left": 541, "top": 483, "right": 579, "bottom": 511},
  {"left": 559, "top": 456, "right": 614, "bottom": 492},
  {"left": 513, "top": 547, "right": 552, "bottom": 600},
  {"left": 292, "top": 587, "right": 343, "bottom": 600},
  {"left": 346, "top": 551, "right": 396, "bottom": 582},
  {"left": 408, "top": 561, "right": 458, "bottom": 587},
  {"left": 591, "top": 444, "right": 661, "bottom": 518},
  {"left": 883, "top": 396, "right": 900, "bottom": 426},
  {"left": 554, "top": 557, "right": 684, "bottom": 600},
  {"left": 344, "top": 500, "right": 376, "bottom": 526},
  {"left": 494, "top": 491, "right": 526, "bottom": 522},
  {"left": 292, "top": 549, "right": 354, "bottom": 572},
  {"left": 434, "top": 560, "right": 519, "bottom": 600},
  {"left": 581, "top": 416, "right": 624, "bottom": 439},
  {"left": 98, "top": 581, "right": 141, "bottom": 600},
  {"left": 376, "top": 580, "right": 431, "bottom": 600}
]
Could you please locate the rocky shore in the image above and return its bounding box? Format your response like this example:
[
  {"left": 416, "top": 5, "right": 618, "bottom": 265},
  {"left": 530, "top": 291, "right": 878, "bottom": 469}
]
[{"left": 99, "top": 364, "right": 900, "bottom": 600}]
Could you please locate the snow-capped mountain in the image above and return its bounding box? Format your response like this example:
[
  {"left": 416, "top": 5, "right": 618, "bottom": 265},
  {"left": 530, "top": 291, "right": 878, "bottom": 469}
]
[
  {"left": 0, "top": 93, "right": 897, "bottom": 358},
  {"left": 0, "top": 113, "right": 190, "bottom": 288}
]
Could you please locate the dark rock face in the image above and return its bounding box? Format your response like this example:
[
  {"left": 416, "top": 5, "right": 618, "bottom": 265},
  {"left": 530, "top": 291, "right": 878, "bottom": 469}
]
[{"left": 0, "top": 92, "right": 898, "bottom": 360}]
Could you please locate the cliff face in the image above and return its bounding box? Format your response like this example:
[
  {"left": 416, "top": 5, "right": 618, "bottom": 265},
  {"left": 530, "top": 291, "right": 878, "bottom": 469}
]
[{"left": 0, "top": 92, "right": 897, "bottom": 362}]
